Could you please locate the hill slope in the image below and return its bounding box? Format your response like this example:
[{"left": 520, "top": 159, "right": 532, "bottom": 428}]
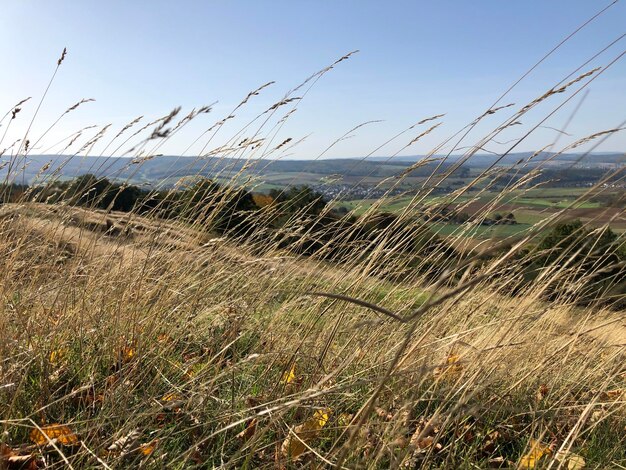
[{"left": 0, "top": 203, "right": 625, "bottom": 467}]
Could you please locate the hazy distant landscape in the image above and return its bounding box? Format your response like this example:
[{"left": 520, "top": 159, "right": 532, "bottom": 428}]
[
  {"left": 9, "top": 152, "right": 623, "bottom": 187},
  {"left": 7, "top": 152, "right": 624, "bottom": 248}
]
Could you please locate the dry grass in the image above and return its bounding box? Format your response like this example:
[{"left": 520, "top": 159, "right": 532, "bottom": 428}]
[
  {"left": 0, "top": 197, "right": 624, "bottom": 469},
  {"left": 0, "top": 16, "right": 625, "bottom": 468}
]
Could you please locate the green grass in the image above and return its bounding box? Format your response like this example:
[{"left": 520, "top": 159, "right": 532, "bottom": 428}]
[
  {"left": 429, "top": 222, "right": 531, "bottom": 239},
  {"left": 512, "top": 197, "right": 601, "bottom": 209}
]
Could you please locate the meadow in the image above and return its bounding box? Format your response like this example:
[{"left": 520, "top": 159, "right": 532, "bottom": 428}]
[{"left": 0, "top": 41, "right": 625, "bottom": 470}]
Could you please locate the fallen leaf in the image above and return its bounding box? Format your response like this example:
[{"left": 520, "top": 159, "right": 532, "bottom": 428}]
[
  {"left": 401, "top": 417, "right": 443, "bottom": 468},
  {"left": 183, "top": 364, "right": 201, "bottom": 379},
  {"left": 162, "top": 392, "right": 182, "bottom": 402},
  {"left": 0, "top": 443, "right": 10, "bottom": 459},
  {"left": 108, "top": 429, "right": 141, "bottom": 454},
  {"left": 403, "top": 416, "right": 443, "bottom": 464},
  {"left": 30, "top": 424, "right": 79, "bottom": 446},
  {"left": 454, "top": 421, "right": 475, "bottom": 444},
  {"left": 281, "top": 408, "right": 331, "bottom": 460},
  {"left": 139, "top": 439, "right": 158, "bottom": 456},
  {"left": 554, "top": 450, "right": 585, "bottom": 469},
  {"left": 120, "top": 345, "right": 135, "bottom": 363},
  {"left": 313, "top": 409, "right": 330, "bottom": 428},
  {"left": 48, "top": 349, "right": 67, "bottom": 365},
  {"left": 536, "top": 384, "right": 549, "bottom": 401},
  {"left": 282, "top": 364, "right": 296, "bottom": 384},
  {"left": 606, "top": 389, "right": 623, "bottom": 400},
  {"left": 337, "top": 413, "right": 354, "bottom": 427},
  {"left": 416, "top": 436, "right": 434, "bottom": 449},
  {"left": 189, "top": 447, "right": 205, "bottom": 465},
  {"left": 155, "top": 413, "right": 167, "bottom": 426},
  {"left": 482, "top": 430, "right": 500, "bottom": 454},
  {"left": 519, "top": 439, "right": 551, "bottom": 468},
  {"left": 1, "top": 443, "right": 40, "bottom": 469},
  {"left": 281, "top": 433, "right": 307, "bottom": 460},
  {"left": 434, "top": 354, "right": 463, "bottom": 381},
  {"left": 161, "top": 392, "right": 184, "bottom": 411},
  {"left": 157, "top": 334, "right": 172, "bottom": 344},
  {"left": 374, "top": 407, "right": 393, "bottom": 420},
  {"left": 237, "top": 418, "right": 258, "bottom": 440}
]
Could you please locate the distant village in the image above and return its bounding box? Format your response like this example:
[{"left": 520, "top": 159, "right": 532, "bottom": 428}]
[{"left": 311, "top": 183, "right": 455, "bottom": 200}]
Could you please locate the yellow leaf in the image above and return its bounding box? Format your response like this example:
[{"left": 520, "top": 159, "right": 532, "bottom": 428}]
[
  {"left": 48, "top": 349, "right": 67, "bottom": 365},
  {"left": 447, "top": 354, "right": 461, "bottom": 365},
  {"left": 434, "top": 354, "right": 463, "bottom": 381},
  {"left": 519, "top": 439, "right": 551, "bottom": 468},
  {"left": 338, "top": 413, "right": 353, "bottom": 427},
  {"left": 30, "top": 424, "right": 79, "bottom": 446},
  {"left": 121, "top": 346, "right": 135, "bottom": 362},
  {"left": 162, "top": 392, "right": 182, "bottom": 402},
  {"left": 160, "top": 392, "right": 184, "bottom": 412},
  {"left": 139, "top": 439, "right": 158, "bottom": 456},
  {"left": 281, "top": 434, "right": 307, "bottom": 460},
  {"left": 282, "top": 364, "right": 296, "bottom": 384},
  {"left": 313, "top": 409, "right": 330, "bottom": 429},
  {"left": 281, "top": 409, "right": 332, "bottom": 460}
]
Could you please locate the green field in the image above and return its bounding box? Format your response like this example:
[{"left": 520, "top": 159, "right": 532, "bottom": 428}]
[
  {"left": 333, "top": 186, "right": 623, "bottom": 242},
  {"left": 506, "top": 197, "right": 600, "bottom": 209},
  {"left": 429, "top": 222, "right": 532, "bottom": 239}
]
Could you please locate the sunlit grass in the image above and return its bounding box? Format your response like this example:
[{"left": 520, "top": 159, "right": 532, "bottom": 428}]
[{"left": 0, "top": 35, "right": 624, "bottom": 469}]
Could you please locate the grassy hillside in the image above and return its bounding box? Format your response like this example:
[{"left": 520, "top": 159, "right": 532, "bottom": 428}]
[
  {"left": 0, "top": 199, "right": 624, "bottom": 468},
  {"left": 0, "top": 43, "right": 625, "bottom": 469}
]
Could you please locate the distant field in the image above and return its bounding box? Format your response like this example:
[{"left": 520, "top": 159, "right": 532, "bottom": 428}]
[
  {"left": 429, "top": 222, "right": 532, "bottom": 239},
  {"left": 336, "top": 193, "right": 478, "bottom": 215},
  {"left": 335, "top": 186, "right": 624, "bottom": 240},
  {"left": 260, "top": 172, "right": 325, "bottom": 185},
  {"left": 249, "top": 169, "right": 623, "bottom": 240},
  {"left": 505, "top": 197, "right": 601, "bottom": 209}
]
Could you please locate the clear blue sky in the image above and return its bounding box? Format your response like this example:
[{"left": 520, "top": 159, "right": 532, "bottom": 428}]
[{"left": 1, "top": 1, "right": 624, "bottom": 158}]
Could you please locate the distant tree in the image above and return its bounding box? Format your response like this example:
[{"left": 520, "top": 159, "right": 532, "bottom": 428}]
[
  {"left": 67, "top": 174, "right": 110, "bottom": 206},
  {"left": 108, "top": 184, "right": 144, "bottom": 212},
  {"left": 252, "top": 193, "right": 274, "bottom": 208},
  {"left": 504, "top": 212, "right": 517, "bottom": 224},
  {"left": 269, "top": 185, "right": 326, "bottom": 216},
  {"left": 183, "top": 178, "right": 221, "bottom": 208},
  {"left": 529, "top": 220, "right": 625, "bottom": 304},
  {"left": 0, "top": 183, "right": 29, "bottom": 203},
  {"left": 180, "top": 178, "right": 257, "bottom": 234}
]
